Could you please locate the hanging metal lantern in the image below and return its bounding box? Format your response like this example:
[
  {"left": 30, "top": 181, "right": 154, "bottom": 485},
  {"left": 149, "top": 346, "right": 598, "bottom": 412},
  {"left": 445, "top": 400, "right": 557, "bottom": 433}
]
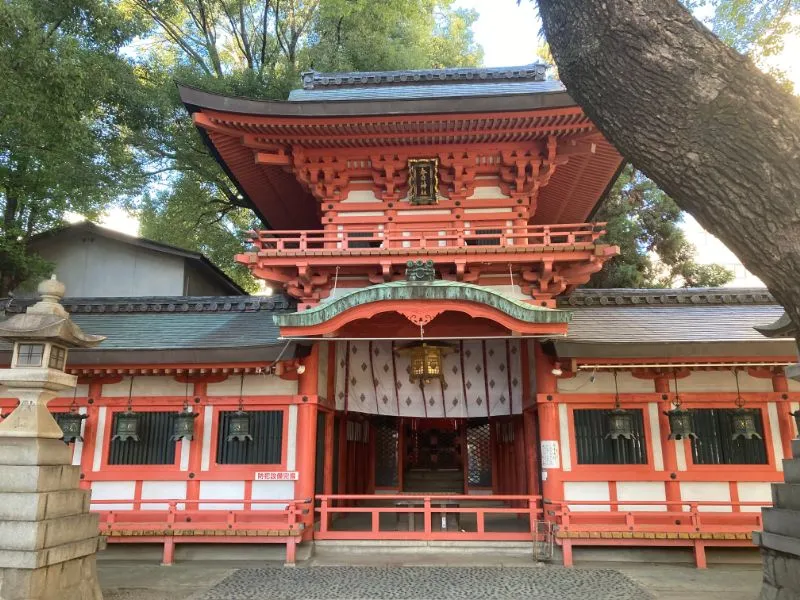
[
  {"left": 605, "top": 371, "right": 634, "bottom": 440},
  {"left": 606, "top": 408, "right": 635, "bottom": 440},
  {"left": 226, "top": 410, "right": 253, "bottom": 442},
  {"left": 731, "top": 369, "right": 761, "bottom": 440},
  {"left": 397, "top": 342, "right": 453, "bottom": 384},
  {"left": 665, "top": 408, "right": 697, "bottom": 440},
  {"left": 57, "top": 410, "right": 88, "bottom": 443},
  {"left": 112, "top": 410, "right": 140, "bottom": 442},
  {"left": 665, "top": 372, "right": 697, "bottom": 440},
  {"left": 227, "top": 373, "right": 253, "bottom": 442},
  {"left": 731, "top": 407, "right": 761, "bottom": 440},
  {"left": 171, "top": 406, "right": 198, "bottom": 441},
  {"left": 112, "top": 376, "right": 139, "bottom": 442}
]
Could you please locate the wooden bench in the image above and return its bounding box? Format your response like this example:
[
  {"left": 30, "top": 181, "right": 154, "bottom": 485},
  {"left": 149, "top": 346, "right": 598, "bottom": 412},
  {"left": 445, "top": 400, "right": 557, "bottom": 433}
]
[
  {"left": 96, "top": 499, "right": 309, "bottom": 565},
  {"left": 549, "top": 501, "right": 766, "bottom": 568}
]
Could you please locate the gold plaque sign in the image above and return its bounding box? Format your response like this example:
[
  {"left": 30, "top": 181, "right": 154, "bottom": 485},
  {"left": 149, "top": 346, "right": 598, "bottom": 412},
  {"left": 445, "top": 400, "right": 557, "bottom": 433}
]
[{"left": 408, "top": 158, "right": 438, "bottom": 205}]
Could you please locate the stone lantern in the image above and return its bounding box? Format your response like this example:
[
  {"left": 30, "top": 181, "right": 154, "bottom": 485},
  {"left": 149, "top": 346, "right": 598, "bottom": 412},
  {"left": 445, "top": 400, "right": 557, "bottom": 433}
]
[
  {"left": 0, "top": 275, "right": 106, "bottom": 600},
  {"left": 0, "top": 275, "right": 105, "bottom": 438}
]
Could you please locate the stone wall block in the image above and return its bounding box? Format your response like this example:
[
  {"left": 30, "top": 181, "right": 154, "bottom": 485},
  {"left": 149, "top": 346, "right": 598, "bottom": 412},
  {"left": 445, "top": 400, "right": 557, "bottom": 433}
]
[
  {"left": 0, "top": 465, "right": 80, "bottom": 493},
  {"left": 782, "top": 458, "right": 800, "bottom": 484},
  {"left": 762, "top": 508, "right": 800, "bottom": 539},
  {"left": 0, "top": 514, "right": 98, "bottom": 552},
  {"left": 772, "top": 483, "right": 800, "bottom": 511},
  {"left": 0, "top": 439, "right": 71, "bottom": 466},
  {"left": 0, "top": 490, "right": 91, "bottom": 521},
  {"left": 791, "top": 439, "right": 800, "bottom": 459}
]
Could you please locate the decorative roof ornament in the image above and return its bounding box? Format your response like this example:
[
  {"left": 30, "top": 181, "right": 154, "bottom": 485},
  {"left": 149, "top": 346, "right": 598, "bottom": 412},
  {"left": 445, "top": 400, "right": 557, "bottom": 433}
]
[{"left": 406, "top": 260, "right": 436, "bottom": 283}]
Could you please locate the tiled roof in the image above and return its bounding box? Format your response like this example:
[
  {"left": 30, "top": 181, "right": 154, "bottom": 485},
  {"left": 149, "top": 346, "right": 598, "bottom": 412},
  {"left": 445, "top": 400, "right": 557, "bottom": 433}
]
[
  {"left": 288, "top": 64, "right": 563, "bottom": 102},
  {"left": 558, "top": 287, "right": 775, "bottom": 307},
  {"left": 0, "top": 296, "right": 294, "bottom": 354},
  {"left": 299, "top": 65, "right": 548, "bottom": 89}
]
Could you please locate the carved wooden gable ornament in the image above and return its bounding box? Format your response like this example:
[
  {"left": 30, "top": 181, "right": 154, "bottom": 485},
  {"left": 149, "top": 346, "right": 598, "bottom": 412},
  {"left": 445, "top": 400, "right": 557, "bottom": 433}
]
[{"left": 408, "top": 158, "right": 438, "bottom": 205}]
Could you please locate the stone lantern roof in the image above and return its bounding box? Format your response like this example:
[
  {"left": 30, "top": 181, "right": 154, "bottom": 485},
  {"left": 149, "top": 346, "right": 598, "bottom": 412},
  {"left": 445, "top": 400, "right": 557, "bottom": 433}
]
[{"left": 0, "top": 276, "right": 105, "bottom": 348}]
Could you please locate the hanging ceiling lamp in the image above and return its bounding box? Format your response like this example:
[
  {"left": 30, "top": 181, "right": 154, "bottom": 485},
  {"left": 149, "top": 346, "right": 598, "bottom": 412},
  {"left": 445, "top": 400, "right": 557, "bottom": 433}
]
[
  {"left": 606, "top": 371, "right": 634, "bottom": 440},
  {"left": 731, "top": 369, "right": 762, "bottom": 440},
  {"left": 112, "top": 376, "right": 140, "bottom": 442},
  {"left": 58, "top": 387, "right": 88, "bottom": 444},
  {"left": 227, "top": 372, "right": 253, "bottom": 442},
  {"left": 396, "top": 342, "right": 453, "bottom": 384},
  {"left": 664, "top": 372, "right": 697, "bottom": 441},
  {"left": 172, "top": 378, "right": 199, "bottom": 441}
]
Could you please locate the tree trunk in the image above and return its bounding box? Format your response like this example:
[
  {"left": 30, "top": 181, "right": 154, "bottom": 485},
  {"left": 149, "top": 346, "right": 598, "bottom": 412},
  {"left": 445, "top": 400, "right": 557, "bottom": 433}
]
[{"left": 537, "top": 0, "right": 800, "bottom": 332}]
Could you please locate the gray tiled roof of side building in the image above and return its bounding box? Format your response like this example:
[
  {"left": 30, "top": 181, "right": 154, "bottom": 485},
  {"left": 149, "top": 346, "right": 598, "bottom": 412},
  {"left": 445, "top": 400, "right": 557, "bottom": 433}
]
[
  {"left": 0, "top": 295, "right": 293, "bottom": 351},
  {"left": 564, "top": 304, "right": 789, "bottom": 343}
]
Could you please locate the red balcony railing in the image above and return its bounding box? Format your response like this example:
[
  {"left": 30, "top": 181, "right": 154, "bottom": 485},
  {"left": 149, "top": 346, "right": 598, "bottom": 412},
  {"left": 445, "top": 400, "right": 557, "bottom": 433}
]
[{"left": 247, "top": 223, "right": 606, "bottom": 254}]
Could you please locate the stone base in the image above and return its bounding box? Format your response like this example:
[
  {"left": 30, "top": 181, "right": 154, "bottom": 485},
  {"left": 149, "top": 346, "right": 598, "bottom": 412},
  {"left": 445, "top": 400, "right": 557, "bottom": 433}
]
[
  {"left": 0, "top": 554, "right": 102, "bottom": 600},
  {"left": 759, "top": 547, "right": 800, "bottom": 600}
]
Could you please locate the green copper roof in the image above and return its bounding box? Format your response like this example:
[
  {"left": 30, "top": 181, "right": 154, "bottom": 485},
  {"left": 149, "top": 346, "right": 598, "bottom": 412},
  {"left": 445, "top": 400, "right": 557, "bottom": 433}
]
[{"left": 275, "top": 281, "right": 572, "bottom": 328}]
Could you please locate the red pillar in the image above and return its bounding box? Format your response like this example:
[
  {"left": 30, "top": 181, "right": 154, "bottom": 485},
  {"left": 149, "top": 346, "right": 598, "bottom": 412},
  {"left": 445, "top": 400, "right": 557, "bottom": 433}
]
[
  {"left": 655, "top": 375, "right": 681, "bottom": 505},
  {"left": 772, "top": 372, "right": 795, "bottom": 459},
  {"left": 296, "top": 344, "right": 320, "bottom": 529},
  {"left": 534, "top": 343, "right": 563, "bottom": 512}
]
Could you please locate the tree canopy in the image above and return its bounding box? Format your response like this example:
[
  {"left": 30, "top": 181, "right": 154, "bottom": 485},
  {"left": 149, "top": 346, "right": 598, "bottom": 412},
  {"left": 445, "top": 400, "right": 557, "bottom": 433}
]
[{"left": 0, "top": 0, "right": 148, "bottom": 295}]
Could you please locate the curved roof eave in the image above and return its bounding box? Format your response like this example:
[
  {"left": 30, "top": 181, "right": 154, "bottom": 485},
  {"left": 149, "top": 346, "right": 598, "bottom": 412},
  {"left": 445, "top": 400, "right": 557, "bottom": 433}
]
[
  {"left": 178, "top": 83, "right": 578, "bottom": 119},
  {"left": 275, "top": 281, "right": 572, "bottom": 329}
]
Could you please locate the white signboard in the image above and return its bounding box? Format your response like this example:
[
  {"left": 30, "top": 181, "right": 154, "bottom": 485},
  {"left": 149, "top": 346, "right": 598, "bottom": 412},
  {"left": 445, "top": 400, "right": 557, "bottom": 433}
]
[
  {"left": 254, "top": 471, "right": 299, "bottom": 481},
  {"left": 540, "top": 440, "right": 560, "bottom": 470}
]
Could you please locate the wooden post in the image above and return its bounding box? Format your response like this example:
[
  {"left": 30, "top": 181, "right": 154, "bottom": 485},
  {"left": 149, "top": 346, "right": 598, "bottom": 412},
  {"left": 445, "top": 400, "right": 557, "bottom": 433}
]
[
  {"left": 296, "top": 344, "right": 320, "bottom": 532},
  {"left": 534, "top": 343, "right": 562, "bottom": 517},
  {"left": 772, "top": 372, "right": 795, "bottom": 459},
  {"left": 655, "top": 375, "right": 682, "bottom": 505}
]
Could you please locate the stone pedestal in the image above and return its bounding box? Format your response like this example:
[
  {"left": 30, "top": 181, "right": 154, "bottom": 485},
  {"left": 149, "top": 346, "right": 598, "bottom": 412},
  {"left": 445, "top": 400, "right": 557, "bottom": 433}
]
[
  {"left": 755, "top": 438, "right": 800, "bottom": 599},
  {"left": 0, "top": 438, "right": 103, "bottom": 600}
]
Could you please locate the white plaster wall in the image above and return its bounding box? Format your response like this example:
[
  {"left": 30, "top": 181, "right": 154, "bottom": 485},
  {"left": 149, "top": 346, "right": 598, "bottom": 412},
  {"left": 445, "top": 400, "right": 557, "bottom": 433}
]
[
  {"left": 90, "top": 481, "right": 135, "bottom": 511},
  {"left": 737, "top": 482, "right": 773, "bottom": 513},
  {"left": 617, "top": 481, "right": 667, "bottom": 512},
  {"left": 37, "top": 236, "right": 186, "bottom": 297},
  {"left": 678, "top": 371, "right": 772, "bottom": 393},
  {"left": 207, "top": 374, "right": 298, "bottom": 396},
  {"left": 680, "top": 482, "right": 732, "bottom": 512},
  {"left": 342, "top": 189, "right": 378, "bottom": 203},
  {"left": 787, "top": 379, "right": 800, "bottom": 392},
  {"left": 564, "top": 481, "right": 610, "bottom": 512},
  {"left": 557, "top": 371, "right": 655, "bottom": 394},
  {"left": 199, "top": 481, "right": 245, "bottom": 510},
  {"left": 141, "top": 481, "right": 187, "bottom": 510},
  {"left": 251, "top": 481, "right": 295, "bottom": 510},
  {"left": 466, "top": 186, "right": 509, "bottom": 200},
  {"left": 318, "top": 342, "right": 329, "bottom": 400},
  {"left": 103, "top": 376, "right": 187, "bottom": 397},
  {"left": 558, "top": 403, "right": 572, "bottom": 472}
]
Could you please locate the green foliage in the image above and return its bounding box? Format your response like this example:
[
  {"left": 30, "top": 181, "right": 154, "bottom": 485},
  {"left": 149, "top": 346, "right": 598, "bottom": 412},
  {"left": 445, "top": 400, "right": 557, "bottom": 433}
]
[
  {"left": 0, "top": 0, "right": 147, "bottom": 295},
  {"left": 588, "top": 166, "right": 734, "bottom": 289}
]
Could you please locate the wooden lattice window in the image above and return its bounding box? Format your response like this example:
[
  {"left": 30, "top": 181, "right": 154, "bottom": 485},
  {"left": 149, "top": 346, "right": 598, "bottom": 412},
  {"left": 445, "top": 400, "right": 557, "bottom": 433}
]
[
  {"left": 466, "top": 420, "right": 492, "bottom": 486},
  {"left": 690, "top": 408, "right": 768, "bottom": 465},
  {"left": 108, "top": 411, "right": 176, "bottom": 466},
  {"left": 374, "top": 418, "right": 399, "bottom": 487},
  {"left": 574, "top": 409, "right": 648, "bottom": 465},
  {"left": 216, "top": 410, "right": 283, "bottom": 465},
  {"left": 466, "top": 228, "right": 501, "bottom": 247}
]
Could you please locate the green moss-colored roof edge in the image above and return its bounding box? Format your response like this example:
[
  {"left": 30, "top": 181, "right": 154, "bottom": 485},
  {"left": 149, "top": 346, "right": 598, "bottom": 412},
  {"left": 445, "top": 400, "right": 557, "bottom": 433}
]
[{"left": 275, "top": 281, "right": 572, "bottom": 328}]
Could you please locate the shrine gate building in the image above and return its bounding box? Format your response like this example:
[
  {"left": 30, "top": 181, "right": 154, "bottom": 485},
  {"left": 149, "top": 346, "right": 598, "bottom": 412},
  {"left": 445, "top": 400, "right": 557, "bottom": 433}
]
[{"left": 2, "top": 65, "right": 798, "bottom": 567}]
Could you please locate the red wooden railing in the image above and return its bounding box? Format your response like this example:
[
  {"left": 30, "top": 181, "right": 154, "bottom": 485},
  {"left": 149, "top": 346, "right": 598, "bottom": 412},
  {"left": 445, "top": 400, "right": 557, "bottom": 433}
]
[
  {"left": 315, "top": 494, "right": 542, "bottom": 541},
  {"left": 94, "top": 497, "right": 310, "bottom": 534},
  {"left": 248, "top": 223, "right": 605, "bottom": 253},
  {"left": 546, "top": 499, "right": 768, "bottom": 533}
]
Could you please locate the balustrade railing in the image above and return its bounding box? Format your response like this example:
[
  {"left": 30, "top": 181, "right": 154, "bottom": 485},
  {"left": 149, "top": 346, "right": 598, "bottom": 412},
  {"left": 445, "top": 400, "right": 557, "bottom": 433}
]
[
  {"left": 247, "top": 223, "right": 605, "bottom": 253},
  {"left": 314, "top": 493, "right": 543, "bottom": 541}
]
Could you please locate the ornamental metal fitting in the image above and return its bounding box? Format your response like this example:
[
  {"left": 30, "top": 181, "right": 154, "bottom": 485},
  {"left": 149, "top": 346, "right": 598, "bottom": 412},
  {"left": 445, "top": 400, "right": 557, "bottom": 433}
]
[{"left": 406, "top": 259, "right": 436, "bottom": 282}]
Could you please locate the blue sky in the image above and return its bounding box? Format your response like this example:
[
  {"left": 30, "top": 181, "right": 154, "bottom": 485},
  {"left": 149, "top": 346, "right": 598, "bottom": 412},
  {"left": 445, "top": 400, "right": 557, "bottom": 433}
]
[{"left": 454, "top": 0, "right": 542, "bottom": 67}]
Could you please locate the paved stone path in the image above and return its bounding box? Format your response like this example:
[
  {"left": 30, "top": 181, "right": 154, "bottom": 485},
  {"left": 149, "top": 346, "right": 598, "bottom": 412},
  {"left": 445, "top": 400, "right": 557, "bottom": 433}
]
[{"left": 196, "top": 566, "right": 654, "bottom": 599}]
